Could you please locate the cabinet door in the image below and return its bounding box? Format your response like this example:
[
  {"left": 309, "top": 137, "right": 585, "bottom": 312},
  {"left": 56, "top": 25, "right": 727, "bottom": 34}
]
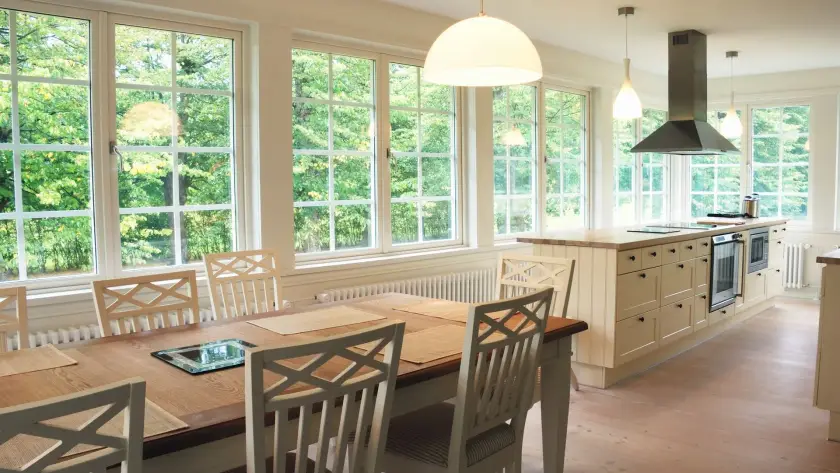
[
  {"left": 743, "top": 271, "right": 768, "bottom": 307},
  {"left": 698, "top": 238, "right": 712, "bottom": 256},
  {"left": 662, "top": 243, "right": 680, "bottom": 264},
  {"left": 659, "top": 298, "right": 694, "bottom": 346},
  {"left": 661, "top": 260, "right": 695, "bottom": 306},
  {"left": 694, "top": 293, "right": 709, "bottom": 331},
  {"left": 767, "top": 267, "right": 784, "bottom": 298},
  {"left": 616, "top": 267, "right": 662, "bottom": 322},
  {"left": 694, "top": 256, "right": 709, "bottom": 294},
  {"left": 708, "top": 305, "right": 734, "bottom": 326},
  {"left": 617, "top": 249, "right": 643, "bottom": 275},
  {"left": 615, "top": 309, "right": 659, "bottom": 366},
  {"left": 641, "top": 245, "right": 663, "bottom": 269},
  {"left": 769, "top": 239, "right": 784, "bottom": 268},
  {"left": 770, "top": 224, "right": 786, "bottom": 241},
  {"left": 678, "top": 239, "right": 698, "bottom": 261}
]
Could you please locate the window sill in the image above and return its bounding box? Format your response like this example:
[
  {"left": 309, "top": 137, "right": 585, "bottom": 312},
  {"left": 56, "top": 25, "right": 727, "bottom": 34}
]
[{"left": 290, "top": 242, "right": 531, "bottom": 277}]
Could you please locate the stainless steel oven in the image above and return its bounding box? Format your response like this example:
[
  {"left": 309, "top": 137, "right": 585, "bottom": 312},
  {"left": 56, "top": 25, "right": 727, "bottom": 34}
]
[
  {"left": 709, "top": 232, "right": 742, "bottom": 312},
  {"left": 747, "top": 228, "right": 769, "bottom": 273}
]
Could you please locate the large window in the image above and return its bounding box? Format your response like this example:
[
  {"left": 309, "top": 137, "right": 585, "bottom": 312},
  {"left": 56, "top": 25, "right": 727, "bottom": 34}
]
[
  {"left": 544, "top": 88, "right": 586, "bottom": 231},
  {"left": 115, "top": 24, "right": 236, "bottom": 269},
  {"left": 493, "top": 85, "right": 537, "bottom": 236},
  {"left": 613, "top": 109, "right": 668, "bottom": 225},
  {"left": 751, "top": 106, "right": 810, "bottom": 219},
  {"left": 0, "top": 9, "right": 94, "bottom": 281},
  {"left": 689, "top": 111, "right": 743, "bottom": 217}
]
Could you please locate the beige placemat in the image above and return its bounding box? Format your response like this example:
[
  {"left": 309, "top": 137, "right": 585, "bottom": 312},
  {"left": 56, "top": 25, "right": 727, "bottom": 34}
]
[
  {"left": 0, "top": 398, "right": 187, "bottom": 469},
  {"left": 0, "top": 345, "right": 77, "bottom": 378},
  {"left": 358, "top": 325, "right": 467, "bottom": 364},
  {"left": 393, "top": 299, "right": 510, "bottom": 324},
  {"left": 248, "top": 306, "right": 386, "bottom": 335}
]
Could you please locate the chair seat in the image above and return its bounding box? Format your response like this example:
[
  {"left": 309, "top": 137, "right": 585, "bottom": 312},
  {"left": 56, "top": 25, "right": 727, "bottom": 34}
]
[{"left": 384, "top": 402, "right": 516, "bottom": 468}]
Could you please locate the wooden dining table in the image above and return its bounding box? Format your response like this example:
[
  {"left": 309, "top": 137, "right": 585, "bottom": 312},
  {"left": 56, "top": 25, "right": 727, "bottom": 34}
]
[{"left": 0, "top": 293, "right": 587, "bottom": 473}]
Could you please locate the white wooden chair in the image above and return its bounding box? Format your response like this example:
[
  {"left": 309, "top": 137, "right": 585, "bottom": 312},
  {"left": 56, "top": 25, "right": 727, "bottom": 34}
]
[
  {"left": 496, "top": 253, "right": 579, "bottom": 392},
  {"left": 0, "top": 286, "right": 28, "bottom": 352},
  {"left": 244, "top": 321, "right": 405, "bottom": 473},
  {"left": 204, "top": 249, "right": 286, "bottom": 320},
  {"left": 0, "top": 377, "right": 145, "bottom": 473},
  {"left": 379, "top": 288, "right": 553, "bottom": 473},
  {"left": 92, "top": 270, "right": 200, "bottom": 337}
]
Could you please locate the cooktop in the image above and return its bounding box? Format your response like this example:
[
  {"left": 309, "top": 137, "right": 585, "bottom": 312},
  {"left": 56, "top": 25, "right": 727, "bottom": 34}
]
[
  {"left": 626, "top": 227, "right": 682, "bottom": 234},
  {"left": 648, "top": 222, "right": 718, "bottom": 230}
]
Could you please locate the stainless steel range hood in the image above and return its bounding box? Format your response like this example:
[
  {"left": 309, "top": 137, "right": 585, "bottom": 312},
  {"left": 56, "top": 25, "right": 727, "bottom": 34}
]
[{"left": 631, "top": 30, "right": 739, "bottom": 155}]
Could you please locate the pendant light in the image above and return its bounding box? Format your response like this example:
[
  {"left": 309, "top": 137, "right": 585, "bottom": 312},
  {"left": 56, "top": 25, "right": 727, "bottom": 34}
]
[
  {"left": 720, "top": 51, "right": 743, "bottom": 139},
  {"left": 613, "top": 7, "right": 642, "bottom": 119},
  {"left": 501, "top": 126, "right": 526, "bottom": 146},
  {"left": 423, "top": 0, "right": 542, "bottom": 87}
]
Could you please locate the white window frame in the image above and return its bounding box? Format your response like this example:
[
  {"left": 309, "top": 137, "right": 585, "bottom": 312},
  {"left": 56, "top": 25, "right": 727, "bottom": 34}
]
[
  {"left": 292, "top": 41, "right": 464, "bottom": 264},
  {"left": 538, "top": 82, "right": 591, "bottom": 232}
]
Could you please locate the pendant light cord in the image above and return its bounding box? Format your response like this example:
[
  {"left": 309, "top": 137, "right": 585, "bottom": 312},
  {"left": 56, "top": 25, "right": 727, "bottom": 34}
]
[
  {"left": 479, "top": 0, "right": 485, "bottom": 16},
  {"left": 625, "top": 13, "right": 629, "bottom": 58}
]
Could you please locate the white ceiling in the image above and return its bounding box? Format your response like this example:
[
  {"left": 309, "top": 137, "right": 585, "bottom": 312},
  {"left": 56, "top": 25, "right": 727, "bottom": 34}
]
[{"left": 383, "top": 0, "right": 840, "bottom": 77}]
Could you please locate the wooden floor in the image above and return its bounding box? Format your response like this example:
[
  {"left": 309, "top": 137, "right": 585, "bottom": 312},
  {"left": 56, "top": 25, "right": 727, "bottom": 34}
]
[{"left": 522, "top": 299, "right": 840, "bottom": 472}]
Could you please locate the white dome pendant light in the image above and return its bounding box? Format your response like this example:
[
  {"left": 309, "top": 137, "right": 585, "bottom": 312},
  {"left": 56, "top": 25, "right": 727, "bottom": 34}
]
[
  {"left": 613, "top": 6, "right": 643, "bottom": 119},
  {"left": 720, "top": 51, "right": 744, "bottom": 139},
  {"left": 423, "top": 0, "right": 542, "bottom": 87}
]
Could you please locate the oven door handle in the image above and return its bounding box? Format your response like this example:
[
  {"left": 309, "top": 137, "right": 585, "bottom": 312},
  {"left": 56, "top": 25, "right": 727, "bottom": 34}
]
[{"left": 734, "top": 239, "right": 745, "bottom": 297}]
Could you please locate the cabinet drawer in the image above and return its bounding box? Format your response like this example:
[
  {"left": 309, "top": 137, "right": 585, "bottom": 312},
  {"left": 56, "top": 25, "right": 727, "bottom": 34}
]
[
  {"left": 770, "top": 224, "right": 787, "bottom": 240},
  {"left": 698, "top": 238, "right": 712, "bottom": 256},
  {"left": 708, "top": 305, "right": 734, "bottom": 326},
  {"left": 744, "top": 270, "right": 767, "bottom": 307},
  {"left": 662, "top": 242, "right": 680, "bottom": 264},
  {"left": 661, "top": 260, "right": 695, "bottom": 306},
  {"left": 678, "top": 239, "right": 699, "bottom": 261},
  {"left": 767, "top": 267, "right": 784, "bottom": 298},
  {"left": 769, "top": 239, "right": 784, "bottom": 268},
  {"left": 641, "top": 245, "right": 663, "bottom": 269},
  {"left": 615, "top": 309, "right": 659, "bottom": 366},
  {"left": 659, "top": 298, "right": 694, "bottom": 345},
  {"left": 617, "top": 249, "right": 643, "bottom": 275},
  {"left": 616, "top": 267, "right": 662, "bottom": 322},
  {"left": 694, "top": 293, "right": 709, "bottom": 331},
  {"left": 694, "top": 256, "right": 710, "bottom": 294}
]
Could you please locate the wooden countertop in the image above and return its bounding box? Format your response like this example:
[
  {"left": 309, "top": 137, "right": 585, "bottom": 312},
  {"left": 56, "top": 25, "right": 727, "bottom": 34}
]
[
  {"left": 817, "top": 249, "right": 840, "bottom": 265},
  {"left": 518, "top": 218, "right": 789, "bottom": 251}
]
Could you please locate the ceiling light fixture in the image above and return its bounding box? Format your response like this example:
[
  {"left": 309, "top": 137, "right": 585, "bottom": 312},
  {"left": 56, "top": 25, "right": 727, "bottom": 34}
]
[
  {"left": 720, "top": 51, "right": 743, "bottom": 139},
  {"left": 613, "top": 6, "right": 642, "bottom": 119},
  {"left": 423, "top": 0, "right": 542, "bottom": 87}
]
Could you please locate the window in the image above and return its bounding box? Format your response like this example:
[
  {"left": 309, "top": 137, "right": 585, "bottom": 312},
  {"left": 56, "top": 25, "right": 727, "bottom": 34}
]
[
  {"left": 0, "top": 9, "right": 94, "bottom": 281},
  {"left": 751, "top": 106, "right": 810, "bottom": 219},
  {"left": 388, "top": 62, "right": 457, "bottom": 245},
  {"left": 493, "top": 85, "right": 537, "bottom": 236},
  {"left": 114, "top": 24, "right": 237, "bottom": 269},
  {"left": 291, "top": 49, "right": 376, "bottom": 254},
  {"left": 544, "top": 88, "right": 586, "bottom": 231},
  {"left": 689, "top": 111, "right": 743, "bottom": 217},
  {"left": 613, "top": 109, "right": 668, "bottom": 225}
]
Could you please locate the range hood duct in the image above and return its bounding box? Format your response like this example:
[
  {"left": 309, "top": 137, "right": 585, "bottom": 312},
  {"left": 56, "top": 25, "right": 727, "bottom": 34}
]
[{"left": 631, "top": 30, "right": 739, "bottom": 155}]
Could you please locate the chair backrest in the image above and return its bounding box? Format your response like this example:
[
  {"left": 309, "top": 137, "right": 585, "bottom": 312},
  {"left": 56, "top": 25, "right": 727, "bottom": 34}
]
[
  {"left": 245, "top": 322, "right": 405, "bottom": 473},
  {"left": 0, "top": 378, "right": 145, "bottom": 473},
  {"left": 0, "top": 286, "right": 28, "bottom": 352},
  {"left": 449, "top": 288, "right": 553, "bottom": 471},
  {"left": 92, "top": 270, "right": 200, "bottom": 337},
  {"left": 496, "top": 253, "right": 575, "bottom": 318},
  {"left": 204, "top": 249, "right": 281, "bottom": 320}
]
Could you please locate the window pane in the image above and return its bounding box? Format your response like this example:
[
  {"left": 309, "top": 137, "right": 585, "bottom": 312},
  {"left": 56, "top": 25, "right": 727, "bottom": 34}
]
[
  {"left": 0, "top": 151, "right": 12, "bottom": 213},
  {"left": 564, "top": 161, "right": 582, "bottom": 194},
  {"left": 115, "top": 25, "right": 171, "bottom": 86},
  {"left": 546, "top": 127, "right": 562, "bottom": 159},
  {"left": 546, "top": 196, "right": 582, "bottom": 231},
  {"left": 692, "top": 167, "right": 714, "bottom": 192},
  {"left": 494, "top": 159, "right": 507, "bottom": 195},
  {"left": 421, "top": 113, "right": 451, "bottom": 154},
  {"left": 0, "top": 81, "right": 11, "bottom": 143},
  {"left": 120, "top": 213, "right": 175, "bottom": 268},
  {"left": 753, "top": 137, "right": 779, "bottom": 164},
  {"left": 0, "top": 11, "right": 9, "bottom": 75},
  {"left": 544, "top": 89, "right": 563, "bottom": 126},
  {"left": 510, "top": 199, "right": 532, "bottom": 233},
  {"left": 0, "top": 219, "right": 17, "bottom": 281},
  {"left": 181, "top": 209, "right": 233, "bottom": 263},
  {"left": 119, "top": 152, "right": 172, "bottom": 208},
  {"left": 546, "top": 162, "right": 561, "bottom": 194},
  {"left": 292, "top": 49, "right": 328, "bottom": 100},
  {"left": 421, "top": 81, "right": 452, "bottom": 112},
  {"left": 509, "top": 86, "right": 535, "bottom": 121},
  {"left": 294, "top": 206, "right": 330, "bottom": 253},
  {"left": 389, "top": 63, "right": 417, "bottom": 108},
  {"left": 176, "top": 33, "right": 232, "bottom": 90},
  {"left": 179, "top": 153, "right": 232, "bottom": 205},
  {"left": 718, "top": 195, "right": 741, "bottom": 214},
  {"left": 19, "top": 83, "right": 90, "bottom": 144},
  {"left": 753, "top": 166, "right": 780, "bottom": 193},
  {"left": 781, "top": 196, "right": 807, "bottom": 220},
  {"left": 781, "top": 166, "right": 808, "bottom": 194},
  {"left": 334, "top": 155, "right": 371, "bottom": 200},
  {"left": 783, "top": 106, "right": 809, "bottom": 135},
  {"left": 116, "top": 89, "right": 173, "bottom": 146},
  {"left": 177, "top": 93, "right": 230, "bottom": 147},
  {"left": 421, "top": 157, "right": 451, "bottom": 197},
  {"left": 753, "top": 108, "right": 781, "bottom": 135},
  {"left": 423, "top": 201, "right": 451, "bottom": 241},
  {"left": 16, "top": 12, "right": 88, "bottom": 80},
  {"left": 332, "top": 55, "right": 373, "bottom": 103},
  {"left": 391, "top": 156, "right": 418, "bottom": 198},
  {"left": 21, "top": 151, "right": 90, "bottom": 212},
  {"left": 293, "top": 155, "right": 328, "bottom": 202},
  {"left": 391, "top": 202, "right": 418, "bottom": 244},
  {"left": 334, "top": 204, "right": 371, "bottom": 250},
  {"left": 510, "top": 160, "right": 532, "bottom": 195},
  {"left": 494, "top": 198, "right": 507, "bottom": 235},
  {"left": 783, "top": 136, "right": 809, "bottom": 163},
  {"left": 390, "top": 110, "right": 418, "bottom": 152},
  {"left": 292, "top": 102, "right": 328, "bottom": 150},
  {"left": 492, "top": 87, "right": 507, "bottom": 118},
  {"left": 692, "top": 194, "right": 713, "bottom": 218},
  {"left": 759, "top": 196, "right": 779, "bottom": 217},
  {"left": 333, "top": 106, "right": 372, "bottom": 151},
  {"left": 509, "top": 125, "right": 533, "bottom": 158},
  {"left": 25, "top": 217, "right": 93, "bottom": 278}
]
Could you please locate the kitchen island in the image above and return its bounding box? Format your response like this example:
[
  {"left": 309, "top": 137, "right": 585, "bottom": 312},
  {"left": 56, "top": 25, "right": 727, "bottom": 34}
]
[
  {"left": 519, "top": 218, "right": 788, "bottom": 388},
  {"left": 814, "top": 249, "right": 840, "bottom": 441}
]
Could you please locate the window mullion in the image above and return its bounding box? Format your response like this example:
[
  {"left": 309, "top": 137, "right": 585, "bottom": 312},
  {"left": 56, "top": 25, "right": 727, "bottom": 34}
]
[{"left": 8, "top": 12, "right": 26, "bottom": 280}]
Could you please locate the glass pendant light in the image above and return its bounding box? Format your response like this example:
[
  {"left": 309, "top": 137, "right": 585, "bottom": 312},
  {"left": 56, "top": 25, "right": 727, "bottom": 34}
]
[
  {"left": 423, "top": 0, "right": 542, "bottom": 87},
  {"left": 613, "top": 6, "right": 642, "bottom": 119},
  {"left": 720, "top": 51, "right": 743, "bottom": 139}
]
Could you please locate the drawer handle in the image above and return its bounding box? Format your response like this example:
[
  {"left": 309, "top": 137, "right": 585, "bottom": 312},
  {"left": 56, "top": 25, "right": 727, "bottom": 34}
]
[
  {"left": 783, "top": 228, "right": 787, "bottom": 231},
  {"left": 701, "top": 295, "right": 707, "bottom": 299},
  {"left": 757, "top": 272, "right": 762, "bottom": 276},
  {"left": 776, "top": 269, "right": 781, "bottom": 273},
  {"left": 677, "top": 303, "right": 683, "bottom": 308},
  {"left": 669, "top": 249, "right": 676, "bottom": 253},
  {"left": 630, "top": 255, "right": 636, "bottom": 261},
  {"left": 777, "top": 241, "right": 782, "bottom": 244},
  {"left": 703, "top": 242, "right": 709, "bottom": 247},
  {"left": 687, "top": 245, "right": 693, "bottom": 250},
  {"left": 722, "top": 310, "right": 727, "bottom": 315},
  {"left": 640, "top": 273, "right": 647, "bottom": 279},
  {"left": 651, "top": 251, "right": 657, "bottom": 256},
  {"left": 702, "top": 258, "right": 708, "bottom": 262},
  {"left": 678, "top": 264, "right": 685, "bottom": 269},
  {"left": 638, "top": 316, "right": 645, "bottom": 322},
  {"left": 773, "top": 229, "right": 778, "bottom": 233}
]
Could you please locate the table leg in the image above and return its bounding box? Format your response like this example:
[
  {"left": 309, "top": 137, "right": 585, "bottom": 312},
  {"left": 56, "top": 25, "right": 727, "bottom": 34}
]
[
  {"left": 540, "top": 337, "right": 572, "bottom": 473},
  {"left": 830, "top": 411, "right": 840, "bottom": 442}
]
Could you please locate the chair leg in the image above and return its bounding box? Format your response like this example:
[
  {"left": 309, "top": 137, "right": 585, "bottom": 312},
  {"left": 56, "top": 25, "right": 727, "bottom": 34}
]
[{"left": 570, "top": 368, "right": 580, "bottom": 392}]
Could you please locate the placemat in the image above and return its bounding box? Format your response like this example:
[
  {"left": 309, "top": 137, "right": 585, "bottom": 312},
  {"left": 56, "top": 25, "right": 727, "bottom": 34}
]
[
  {"left": 0, "top": 345, "right": 77, "bottom": 378},
  {"left": 248, "top": 306, "right": 386, "bottom": 335},
  {"left": 0, "top": 399, "right": 187, "bottom": 469},
  {"left": 357, "top": 325, "right": 467, "bottom": 364},
  {"left": 393, "top": 299, "right": 510, "bottom": 324}
]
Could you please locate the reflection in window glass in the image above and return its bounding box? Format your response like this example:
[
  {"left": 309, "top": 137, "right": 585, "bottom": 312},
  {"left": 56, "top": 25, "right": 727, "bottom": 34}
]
[
  {"left": 750, "top": 106, "right": 810, "bottom": 219},
  {"left": 493, "top": 85, "right": 537, "bottom": 236},
  {"left": 689, "top": 111, "right": 743, "bottom": 217},
  {"left": 292, "top": 49, "right": 375, "bottom": 254},
  {"left": 115, "top": 25, "right": 235, "bottom": 268}
]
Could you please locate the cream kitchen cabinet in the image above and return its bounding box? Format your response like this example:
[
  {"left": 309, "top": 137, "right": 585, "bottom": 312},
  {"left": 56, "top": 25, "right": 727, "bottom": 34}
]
[
  {"left": 659, "top": 298, "right": 694, "bottom": 346},
  {"left": 616, "top": 267, "right": 661, "bottom": 322},
  {"left": 694, "top": 293, "right": 709, "bottom": 331},
  {"left": 661, "top": 259, "right": 695, "bottom": 306},
  {"left": 814, "top": 251, "right": 840, "bottom": 441},
  {"left": 678, "top": 239, "right": 698, "bottom": 261},
  {"left": 767, "top": 267, "right": 784, "bottom": 298},
  {"left": 694, "top": 256, "right": 709, "bottom": 294},
  {"left": 615, "top": 308, "right": 659, "bottom": 366},
  {"left": 708, "top": 305, "right": 734, "bottom": 326},
  {"left": 698, "top": 238, "right": 712, "bottom": 256},
  {"left": 617, "top": 248, "right": 643, "bottom": 275},
  {"left": 642, "top": 245, "right": 663, "bottom": 269},
  {"left": 769, "top": 239, "right": 784, "bottom": 268},
  {"left": 662, "top": 242, "right": 680, "bottom": 264},
  {"left": 743, "top": 271, "right": 767, "bottom": 308}
]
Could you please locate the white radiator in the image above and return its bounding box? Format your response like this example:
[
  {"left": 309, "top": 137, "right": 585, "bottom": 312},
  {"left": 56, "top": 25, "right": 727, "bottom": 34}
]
[
  {"left": 317, "top": 269, "right": 496, "bottom": 304},
  {"left": 784, "top": 243, "right": 808, "bottom": 289}
]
